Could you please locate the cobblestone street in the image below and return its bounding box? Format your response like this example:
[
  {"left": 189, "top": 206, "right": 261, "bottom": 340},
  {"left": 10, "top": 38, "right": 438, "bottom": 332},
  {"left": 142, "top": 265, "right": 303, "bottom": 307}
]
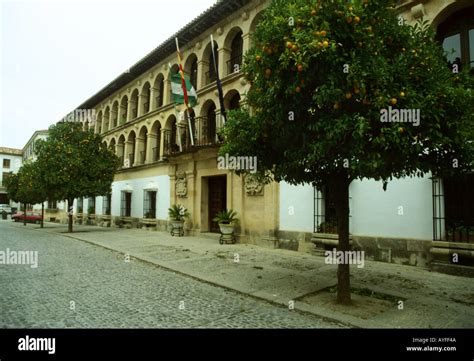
[{"left": 0, "top": 221, "right": 343, "bottom": 328}]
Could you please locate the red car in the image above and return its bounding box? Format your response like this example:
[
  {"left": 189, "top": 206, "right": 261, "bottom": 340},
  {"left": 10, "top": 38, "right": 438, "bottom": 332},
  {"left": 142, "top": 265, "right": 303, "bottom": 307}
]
[{"left": 12, "top": 211, "right": 43, "bottom": 224}]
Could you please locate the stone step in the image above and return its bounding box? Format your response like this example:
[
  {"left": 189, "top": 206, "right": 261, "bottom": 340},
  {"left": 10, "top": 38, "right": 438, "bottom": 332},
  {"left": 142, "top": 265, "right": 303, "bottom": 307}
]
[{"left": 429, "top": 261, "right": 474, "bottom": 278}]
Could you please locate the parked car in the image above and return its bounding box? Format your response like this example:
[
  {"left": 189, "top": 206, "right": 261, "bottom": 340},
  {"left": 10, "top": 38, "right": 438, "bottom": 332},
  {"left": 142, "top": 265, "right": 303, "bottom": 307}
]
[
  {"left": 0, "top": 204, "right": 12, "bottom": 214},
  {"left": 12, "top": 211, "right": 43, "bottom": 224}
]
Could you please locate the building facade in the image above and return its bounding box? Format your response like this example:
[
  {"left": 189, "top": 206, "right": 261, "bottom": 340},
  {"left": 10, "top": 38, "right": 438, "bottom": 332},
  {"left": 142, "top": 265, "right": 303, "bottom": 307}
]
[
  {"left": 0, "top": 147, "right": 23, "bottom": 209},
  {"left": 65, "top": 0, "right": 472, "bottom": 267}
]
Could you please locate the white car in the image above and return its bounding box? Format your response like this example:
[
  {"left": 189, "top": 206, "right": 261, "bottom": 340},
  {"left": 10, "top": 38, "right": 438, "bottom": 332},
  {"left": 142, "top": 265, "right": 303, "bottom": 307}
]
[{"left": 0, "top": 204, "right": 12, "bottom": 214}]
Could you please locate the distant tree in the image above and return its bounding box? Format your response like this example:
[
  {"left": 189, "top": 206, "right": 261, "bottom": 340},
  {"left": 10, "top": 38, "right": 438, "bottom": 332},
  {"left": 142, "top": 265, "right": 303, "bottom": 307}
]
[
  {"left": 4, "top": 162, "right": 47, "bottom": 226},
  {"left": 220, "top": 0, "right": 474, "bottom": 303},
  {"left": 35, "top": 121, "right": 120, "bottom": 232}
]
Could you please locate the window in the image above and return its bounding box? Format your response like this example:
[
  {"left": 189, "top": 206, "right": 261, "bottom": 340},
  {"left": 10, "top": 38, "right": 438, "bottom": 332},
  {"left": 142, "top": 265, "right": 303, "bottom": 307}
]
[
  {"left": 143, "top": 190, "right": 157, "bottom": 219},
  {"left": 121, "top": 191, "right": 132, "bottom": 217},
  {"left": 314, "top": 186, "right": 338, "bottom": 234},
  {"left": 77, "top": 198, "right": 83, "bottom": 213},
  {"left": 88, "top": 197, "right": 96, "bottom": 214},
  {"left": 3, "top": 159, "right": 10, "bottom": 168},
  {"left": 433, "top": 175, "right": 474, "bottom": 244},
  {"left": 103, "top": 193, "right": 111, "bottom": 216},
  {"left": 437, "top": 7, "right": 474, "bottom": 72},
  {"left": 47, "top": 199, "right": 57, "bottom": 210}
]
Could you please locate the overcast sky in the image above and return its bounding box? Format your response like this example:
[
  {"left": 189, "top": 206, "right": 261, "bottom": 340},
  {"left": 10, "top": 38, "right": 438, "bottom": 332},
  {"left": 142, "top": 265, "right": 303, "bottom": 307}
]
[{"left": 0, "top": 0, "right": 216, "bottom": 149}]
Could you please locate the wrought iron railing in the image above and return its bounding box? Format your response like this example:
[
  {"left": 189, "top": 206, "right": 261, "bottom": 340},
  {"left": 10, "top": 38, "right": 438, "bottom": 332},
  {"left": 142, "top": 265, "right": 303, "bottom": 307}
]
[
  {"left": 227, "top": 53, "right": 243, "bottom": 75},
  {"left": 162, "top": 116, "right": 221, "bottom": 156}
]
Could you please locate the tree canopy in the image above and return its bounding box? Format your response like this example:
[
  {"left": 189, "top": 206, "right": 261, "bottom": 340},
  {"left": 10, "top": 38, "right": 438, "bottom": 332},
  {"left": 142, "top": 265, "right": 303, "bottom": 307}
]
[
  {"left": 35, "top": 121, "right": 120, "bottom": 232},
  {"left": 220, "top": 0, "right": 474, "bottom": 303}
]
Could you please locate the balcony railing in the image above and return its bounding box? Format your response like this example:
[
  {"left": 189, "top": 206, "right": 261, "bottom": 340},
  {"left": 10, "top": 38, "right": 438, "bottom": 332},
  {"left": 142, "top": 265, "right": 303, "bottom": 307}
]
[
  {"left": 163, "top": 116, "right": 221, "bottom": 156},
  {"left": 227, "top": 53, "right": 243, "bottom": 75}
]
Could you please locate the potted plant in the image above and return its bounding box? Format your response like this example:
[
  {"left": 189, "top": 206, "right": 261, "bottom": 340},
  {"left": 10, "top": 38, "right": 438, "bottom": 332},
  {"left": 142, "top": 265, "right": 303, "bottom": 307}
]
[
  {"left": 213, "top": 209, "right": 239, "bottom": 244},
  {"left": 168, "top": 204, "right": 189, "bottom": 236}
]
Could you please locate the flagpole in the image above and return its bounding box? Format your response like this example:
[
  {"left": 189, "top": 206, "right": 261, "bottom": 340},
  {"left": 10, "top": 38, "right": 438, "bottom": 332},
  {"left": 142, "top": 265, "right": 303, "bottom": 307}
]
[
  {"left": 210, "top": 34, "right": 227, "bottom": 127},
  {"left": 168, "top": 62, "right": 183, "bottom": 152},
  {"left": 175, "top": 37, "right": 195, "bottom": 146}
]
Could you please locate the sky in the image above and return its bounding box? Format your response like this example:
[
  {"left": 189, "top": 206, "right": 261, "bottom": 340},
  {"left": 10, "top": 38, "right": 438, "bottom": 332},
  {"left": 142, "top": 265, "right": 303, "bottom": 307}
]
[{"left": 0, "top": 0, "right": 216, "bottom": 149}]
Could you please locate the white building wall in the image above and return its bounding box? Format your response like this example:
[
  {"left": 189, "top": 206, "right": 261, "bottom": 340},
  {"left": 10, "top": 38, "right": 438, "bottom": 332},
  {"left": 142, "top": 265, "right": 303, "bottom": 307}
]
[
  {"left": 279, "top": 175, "right": 434, "bottom": 240},
  {"left": 279, "top": 182, "right": 314, "bottom": 233},
  {"left": 111, "top": 175, "right": 170, "bottom": 220}
]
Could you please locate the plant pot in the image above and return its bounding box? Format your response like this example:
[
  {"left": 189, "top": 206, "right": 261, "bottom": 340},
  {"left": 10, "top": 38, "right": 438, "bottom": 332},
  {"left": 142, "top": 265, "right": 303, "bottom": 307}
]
[
  {"left": 219, "top": 223, "right": 236, "bottom": 244},
  {"left": 170, "top": 220, "right": 185, "bottom": 236}
]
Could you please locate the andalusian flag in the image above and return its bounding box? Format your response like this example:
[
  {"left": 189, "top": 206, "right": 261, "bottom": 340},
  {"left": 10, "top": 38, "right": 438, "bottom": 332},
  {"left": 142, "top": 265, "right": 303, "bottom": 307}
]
[
  {"left": 172, "top": 38, "right": 197, "bottom": 108},
  {"left": 171, "top": 73, "right": 197, "bottom": 107}
]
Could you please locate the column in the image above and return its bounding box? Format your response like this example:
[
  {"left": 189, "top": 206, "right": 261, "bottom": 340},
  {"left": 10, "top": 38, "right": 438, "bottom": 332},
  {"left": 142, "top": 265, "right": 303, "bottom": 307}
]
[
  {"left": 146, "top": 133, "right": 157, "bottom": 164},
  {"left": 159, "top": 128, "right": 166, "bottom": 159},
  {"left": 242, "top": 33, "right": 251, "bottom": 55},
  {"left": 124, "top": 140, "right": 133, "bottom": 167},
  {"left": 197, "top": 60, "right": 208, "bottom": 89},
  {"left": 218, "top": 46, "right": 231, "bottom": 78},
  {"left": 127, "top": 100, "right": 133, "bottom": 122},
  {"left": 137, "top": 93, "right": 145, "bottom": 117},
  {"left": 163, "top": 79, "right": 171, "bottom": 105},
  {"left": 150, "top": 87, "right": 158, "bottom": 110},
  {"left": 134, "top": 137, "right": 144, "bottom": 165}
]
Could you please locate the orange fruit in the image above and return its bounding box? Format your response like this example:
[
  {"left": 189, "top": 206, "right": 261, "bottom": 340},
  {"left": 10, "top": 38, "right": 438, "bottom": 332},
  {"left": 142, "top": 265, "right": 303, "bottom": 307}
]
[
  {"left": 320, "top": 30, "right": 327, "bottom": 37},
  {"left": 333, "top": 102, "right": 340, "bottom": 110},
  {"left": 398, "top": 127, "right": 405, "bottom": 133},
  {"left": 297, "top": 64, "right": 303, "bottom": 72},
  {"left": 265, "top": 69, "right": 272, "bottom": 77},
  {"left": 287, "top": 41, "right": 293, "bottom": 49},
  {"left": 390, "top": 98, "right": 397, "bottom": 105},
  {"left": 292, "top": 44, "right": 298, "bottom": 52},
  {"left": 311, "top": 9, "right": 317, "bottom": 16},
  {"left": 346, "top": 92, "right": 352, "bottom": 99},
  {"left": 400, "top": 91, "right": 405, "bottom": 97},
  {"left": 256, "top": 55, "right": 261, "bottom": 62},
  {"left": 322, "top": 40, "right": 329, "bottom": 48},
  {"left": 295, "top": 86, "right": 301, "bottom": 93},
  {"left": 354, "top": 16, "right": 360, "bottom": 23}
]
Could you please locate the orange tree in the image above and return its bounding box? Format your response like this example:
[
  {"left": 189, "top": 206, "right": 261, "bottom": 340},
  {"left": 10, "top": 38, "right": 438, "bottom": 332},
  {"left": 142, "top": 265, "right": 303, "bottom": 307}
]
[
  {"left": 219, "top": 0, "right": 474, "bottom": 304},
  {"left": 4, "top": 161, "right": 47, "bottom": 226},
  {"left": 35, "top": 121, "right": 120, "bottom": 233}
]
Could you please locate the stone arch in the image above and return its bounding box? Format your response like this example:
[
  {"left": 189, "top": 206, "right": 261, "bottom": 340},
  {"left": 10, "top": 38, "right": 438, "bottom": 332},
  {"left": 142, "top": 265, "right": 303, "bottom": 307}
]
[
  {"left": 224, "top": 89, "right": 241, "bottom": 110},
  {"left": 137, "top": 125, "right": 148, "bottom": 165},
  {"left": 164, "top": 114, "right": 179, "bottom": 154},
  {"left": 103, "top": 106, "right": 110, "bottom": 132},
  {"left": 153, "top": 73, "right": 165, "bottom": 109},
  {"left": 150, "top": 120, "right": 162, "bottom": 162},
  {"left": 200, "top": 99, "right": 217, "bottom": 144},
  {"left": 184, "top": 53, "right": 198, "bottom": 90},
  {"left": 202, "top": 40, "right": 219, "bottom": 85},
  {"left": 95, "top": 111, "right": 103, "bottom": 134},
  {"left": 119, "top": 95, "right": 128, "bottom": 125},
  {"left": 141, "top": 82, "right": 151, "bottom": 115},
  {"left": 126, "top": 130, "right": 137, "bottom": 167},
  {"left": 117, "top": 134, "right": 126, "bottom": 165},
  {"left": 130, "top": 89, "right": 139, "bottom": 120},
  {"left": 111, "top": 101, "right": 119, "bottom": 128},
  {"left": 224, "top": 26, "right": 244, "bottom": 76}
]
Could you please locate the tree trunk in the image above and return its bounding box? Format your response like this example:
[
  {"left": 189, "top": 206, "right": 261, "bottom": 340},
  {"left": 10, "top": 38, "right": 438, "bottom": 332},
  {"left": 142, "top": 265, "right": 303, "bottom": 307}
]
[
  {"left": 333, "top": 174, "right": 351, "bottom": 305},
  {"left": 41, "top": 202, "right": 44, "bottom": 228},
  {"left": 23, "top": 203, "right": 27, "bottom": 226},
  {"left": 68, "top": 198, "right": 74, "bottom": 233}
]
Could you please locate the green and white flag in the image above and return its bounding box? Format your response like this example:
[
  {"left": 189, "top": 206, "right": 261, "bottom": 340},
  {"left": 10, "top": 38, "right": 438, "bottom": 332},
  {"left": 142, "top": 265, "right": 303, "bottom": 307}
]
[{"left": 171, "top": 73, "right": 197, "bottom": 107}]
